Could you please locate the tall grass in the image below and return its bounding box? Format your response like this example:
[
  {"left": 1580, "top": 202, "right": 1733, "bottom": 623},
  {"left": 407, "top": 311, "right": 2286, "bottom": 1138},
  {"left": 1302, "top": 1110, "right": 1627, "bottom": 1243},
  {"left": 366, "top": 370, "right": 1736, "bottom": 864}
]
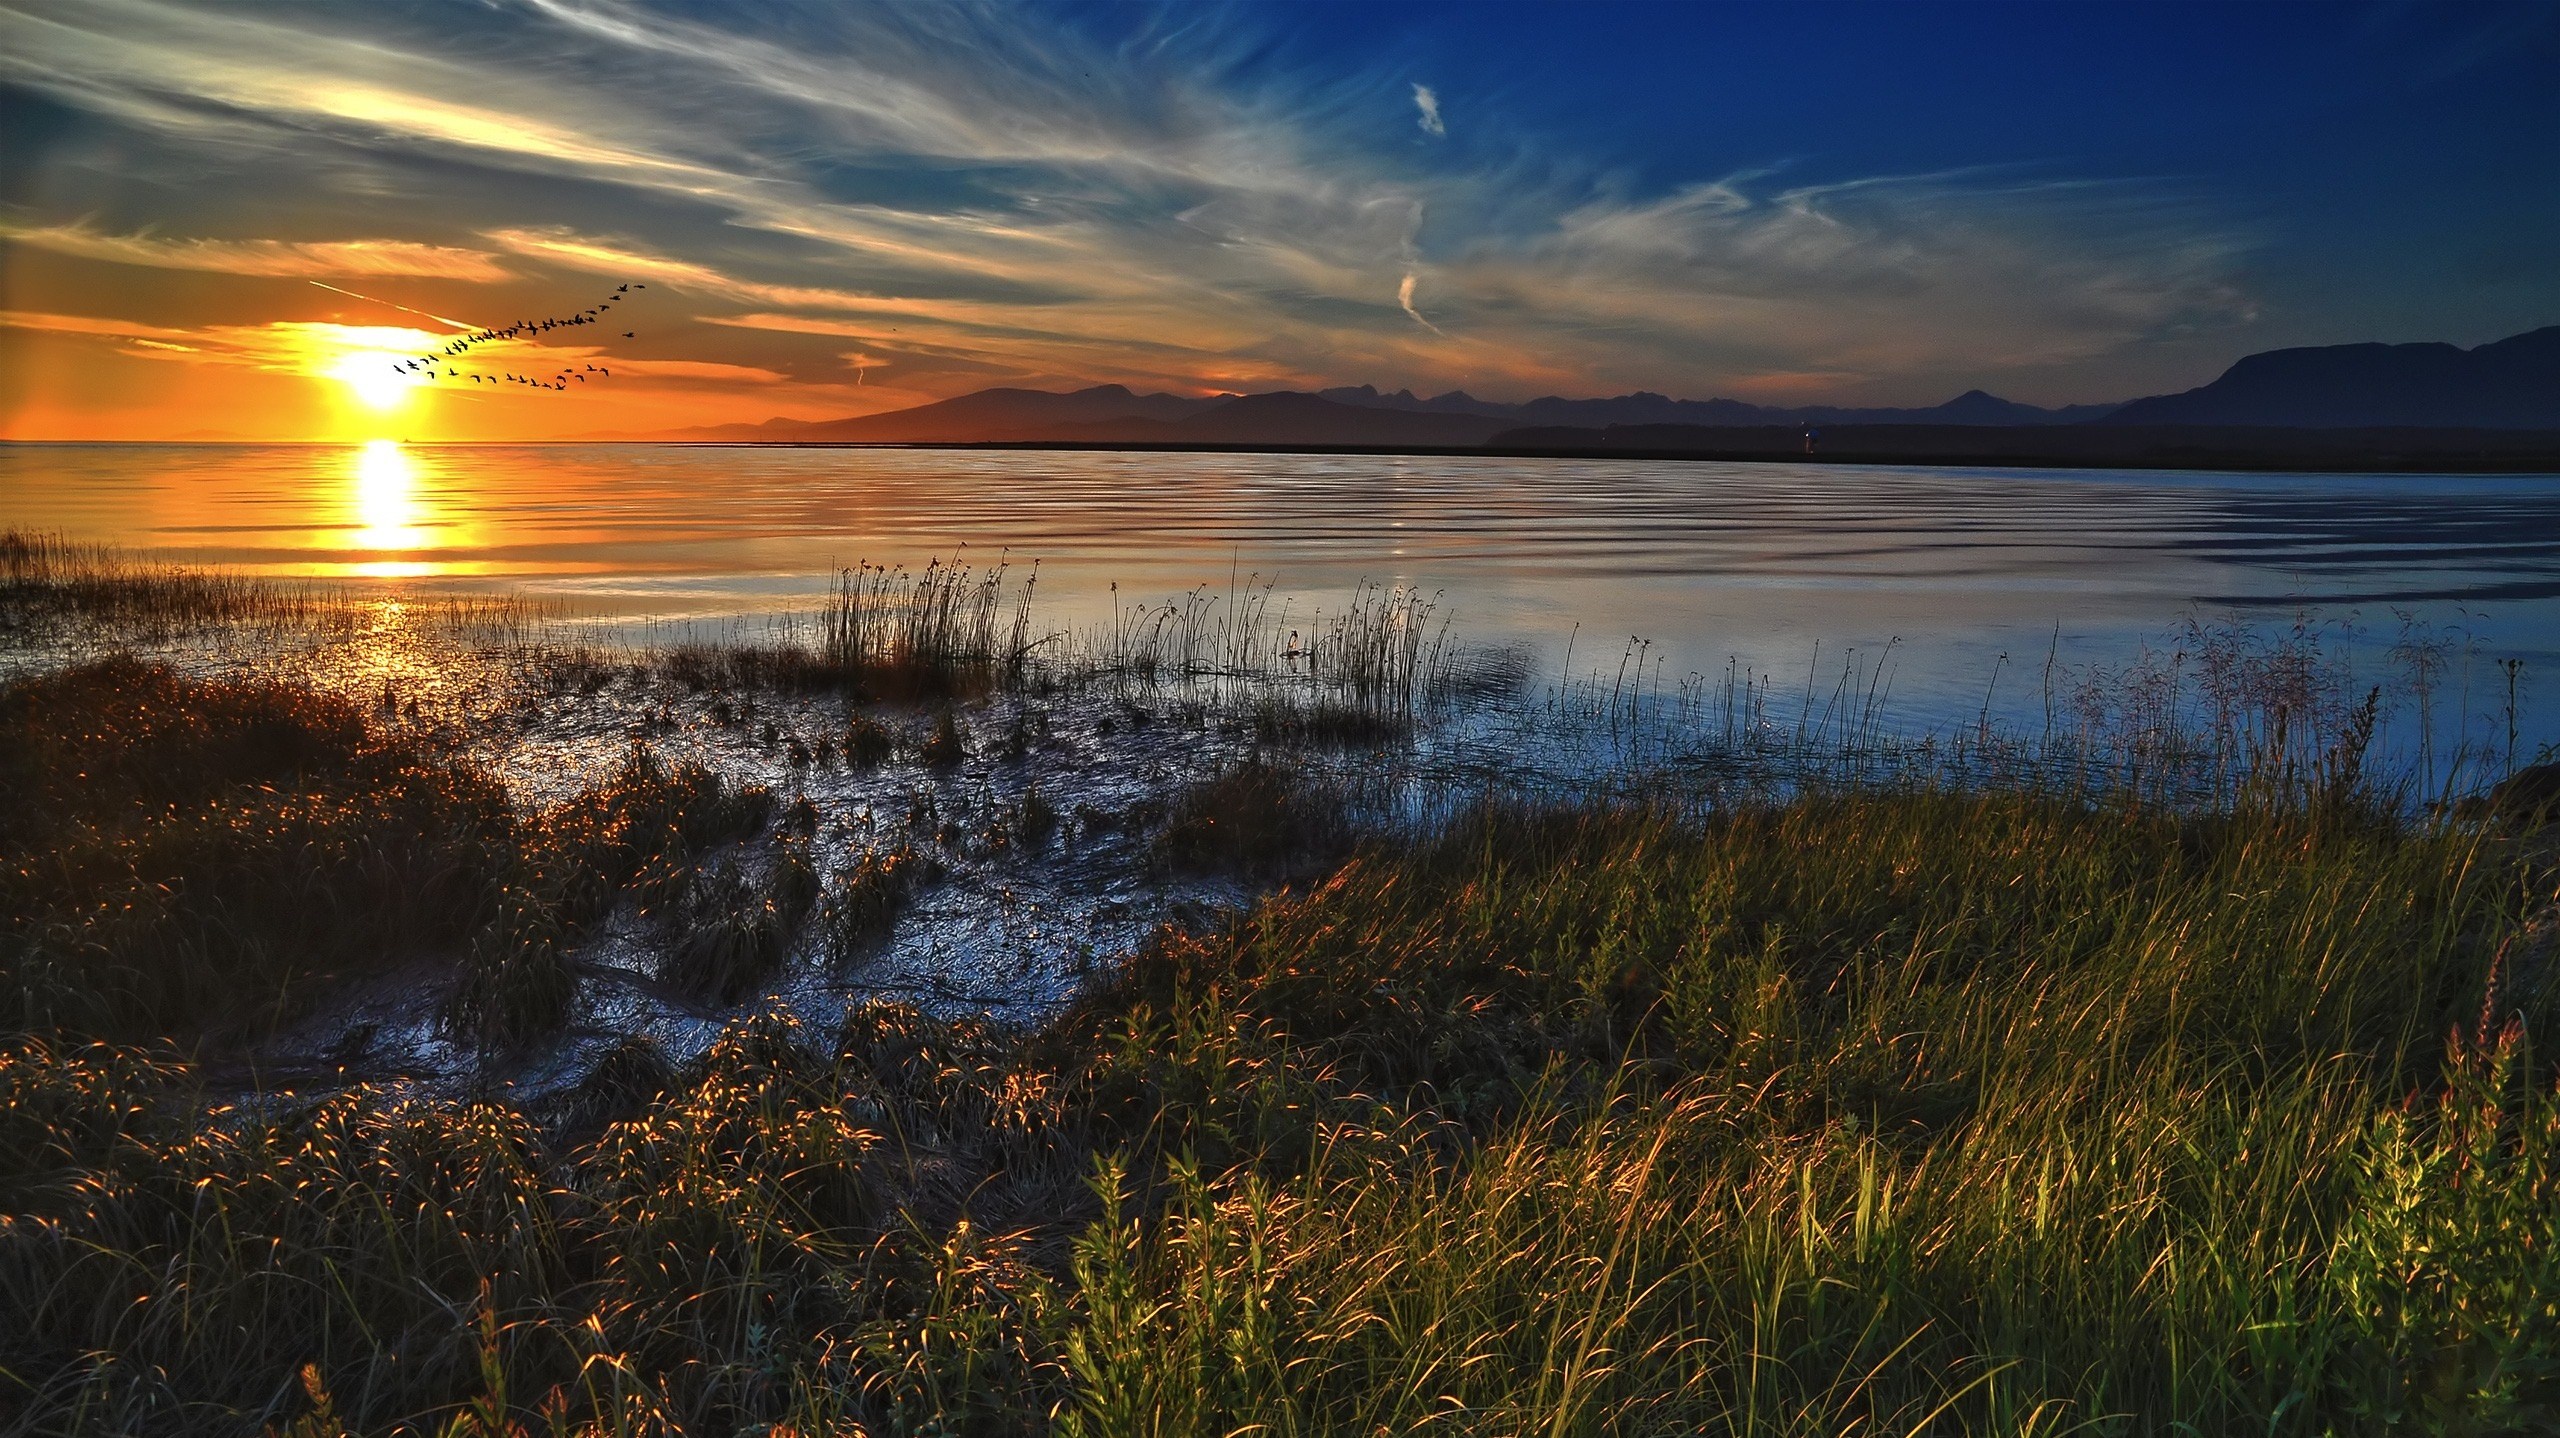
[
  {"left": 1056, "top": 789, "right": 2557, "bottom": 1434},
  {"left": 812, "top": 558, "right": 1041, "bottom": 698},
  {"left": 4, "top": 764, "right": 2554, "bottom": 1433},
  {"left": 1, "top": 530, "right": 322, "bottom": 641},
  {"left": 4, "top": 531, "right": 1476, "bottom": 750}
]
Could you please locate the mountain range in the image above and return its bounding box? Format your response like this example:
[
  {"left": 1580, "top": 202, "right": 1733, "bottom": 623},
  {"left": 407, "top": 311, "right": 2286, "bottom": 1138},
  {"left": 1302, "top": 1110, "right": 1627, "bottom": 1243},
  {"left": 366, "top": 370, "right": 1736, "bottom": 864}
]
[
  {"left": 633, "top": 383, "right": 2125, "bottom": 446},
  {"left": 2098, "top": 325, "right": 2560, "bottom": 428},
  {"left": 622, "top": 323, "right": 2560, "bottom": 447}
]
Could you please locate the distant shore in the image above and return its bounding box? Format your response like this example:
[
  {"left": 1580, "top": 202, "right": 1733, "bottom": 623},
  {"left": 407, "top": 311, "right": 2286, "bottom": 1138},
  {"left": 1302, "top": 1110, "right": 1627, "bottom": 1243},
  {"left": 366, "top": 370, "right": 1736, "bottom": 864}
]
[
  {"left": 662, "top": 424, "right": 2560, "bottom": 474},
  {"left": 14, "top": 424, "right": 2560, "bottom": 472}
]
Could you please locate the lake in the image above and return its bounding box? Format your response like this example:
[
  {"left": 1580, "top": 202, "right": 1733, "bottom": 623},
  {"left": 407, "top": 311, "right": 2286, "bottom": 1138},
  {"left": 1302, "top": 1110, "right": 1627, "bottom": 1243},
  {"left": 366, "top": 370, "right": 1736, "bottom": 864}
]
[{"left": 8, "top": 440, "right": 2560, "bottom": 758}]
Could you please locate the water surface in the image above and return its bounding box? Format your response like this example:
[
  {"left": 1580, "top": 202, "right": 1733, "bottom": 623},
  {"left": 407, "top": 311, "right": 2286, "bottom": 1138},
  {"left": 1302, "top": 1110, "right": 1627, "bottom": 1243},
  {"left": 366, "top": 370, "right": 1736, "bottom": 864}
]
[{"left": 9, "top": 441, "right": 2559, "bottom": 751}]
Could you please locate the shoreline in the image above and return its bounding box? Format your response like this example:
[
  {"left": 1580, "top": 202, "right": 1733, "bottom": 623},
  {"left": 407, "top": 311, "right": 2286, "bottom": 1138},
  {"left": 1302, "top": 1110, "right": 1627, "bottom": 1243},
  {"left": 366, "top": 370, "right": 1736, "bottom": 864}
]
[{"left": 12, "top": 430, "right": 2560, "bottom": 474}]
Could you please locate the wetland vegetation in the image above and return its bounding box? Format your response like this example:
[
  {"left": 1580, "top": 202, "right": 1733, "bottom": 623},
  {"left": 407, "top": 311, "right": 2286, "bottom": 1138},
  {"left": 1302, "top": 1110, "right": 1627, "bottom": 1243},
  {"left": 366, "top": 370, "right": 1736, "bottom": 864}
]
[{"left": 1, "top": 531, "right": 2555, "bottom": 1435}]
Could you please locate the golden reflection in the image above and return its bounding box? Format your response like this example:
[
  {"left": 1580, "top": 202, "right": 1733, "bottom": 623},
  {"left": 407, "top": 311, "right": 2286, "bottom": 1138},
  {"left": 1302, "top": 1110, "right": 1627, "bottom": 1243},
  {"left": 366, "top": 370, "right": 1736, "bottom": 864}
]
[{"left": 347, "top": 440, "right": 436, "bottom": 577}]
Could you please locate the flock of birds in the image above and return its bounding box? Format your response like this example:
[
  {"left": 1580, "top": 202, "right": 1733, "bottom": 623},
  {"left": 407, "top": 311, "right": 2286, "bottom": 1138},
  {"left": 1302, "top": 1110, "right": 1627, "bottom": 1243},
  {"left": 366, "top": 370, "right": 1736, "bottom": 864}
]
[{"left": 389, "top": 282, "right": 645, "bottom": 393}]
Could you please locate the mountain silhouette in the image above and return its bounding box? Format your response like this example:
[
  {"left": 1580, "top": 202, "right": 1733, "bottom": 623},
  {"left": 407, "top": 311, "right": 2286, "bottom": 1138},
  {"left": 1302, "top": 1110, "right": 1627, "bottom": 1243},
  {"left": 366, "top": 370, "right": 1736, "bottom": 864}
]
[
  {"left": 622, "top": 323, "right": 2560, "bottom": 446},
  {"left": 637, "top": 382, "right": 2118, "bottom": 442},
  {"left": 2101, "top": 326, "right": 2560, "bottom": 428},
  {"left": 1312, "top": 385, "right": 2113, "bottom": 428},
  {"left": 1029, "top": 392, "right": 1513, "bottom": 446},
  {"left": 805, "top": 383, "right": 1222, "bottom": 440},
  {"left": 645, "top": 383, "right": 1224, "bottom": 442}
]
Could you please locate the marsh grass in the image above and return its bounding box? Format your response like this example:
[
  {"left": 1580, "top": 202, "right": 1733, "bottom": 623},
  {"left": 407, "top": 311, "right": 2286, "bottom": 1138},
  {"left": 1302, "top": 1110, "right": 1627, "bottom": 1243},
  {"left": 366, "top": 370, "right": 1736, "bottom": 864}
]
[
  {"left": 0, "top": 652, "right": 827, "bottom": 1060},
  {"left": 821, "top": 842, "right": 930, "bottom": 964},
  {"left": 1153, "top": 757, "right": 1353, "bottom": 877},
  {"left": 4, "top": 771, "right": 2555, "bottom": 1434},
  {"left": 657, "top": 833, "right": 821, "bottom": 1007},
  {"left": 1, "top": 530, "right": 327, "bottom": 642},
  {"left": 0, "top": 657, "right": 515, "bottom": 1043}
]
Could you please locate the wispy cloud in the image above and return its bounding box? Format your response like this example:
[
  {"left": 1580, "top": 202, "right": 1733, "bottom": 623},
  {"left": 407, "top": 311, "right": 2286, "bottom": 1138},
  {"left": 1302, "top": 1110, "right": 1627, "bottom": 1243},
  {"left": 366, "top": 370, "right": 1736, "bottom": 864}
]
[
  {"left": 3, "top": 220, "right": 513, "bottom": 282},
  {"left": 0, "top": 0, "right": 2260, "bottom": 427},
  {"left": 0, "top": 308, "right": 202, "bottom": 343},
  {"left": 1397, "top": 273, "right": 1443, "bottom": 334}
]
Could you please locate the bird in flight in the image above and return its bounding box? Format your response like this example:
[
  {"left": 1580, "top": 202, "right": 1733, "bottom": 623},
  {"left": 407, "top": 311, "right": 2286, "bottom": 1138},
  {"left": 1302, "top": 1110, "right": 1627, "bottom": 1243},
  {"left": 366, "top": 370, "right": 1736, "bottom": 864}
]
[{"left": 386, "top": 281, "right": 648, "bottom": 393}]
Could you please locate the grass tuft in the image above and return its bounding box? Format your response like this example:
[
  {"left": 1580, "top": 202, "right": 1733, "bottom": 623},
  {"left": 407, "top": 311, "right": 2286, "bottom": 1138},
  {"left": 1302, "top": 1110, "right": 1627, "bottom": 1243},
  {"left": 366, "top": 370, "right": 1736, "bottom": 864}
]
[
  {"left": 823, "top": 842, "right": 929, "bottom": 961},
  {"left": 1153, "top": 756, "right": 1349, "bottom": 877}
]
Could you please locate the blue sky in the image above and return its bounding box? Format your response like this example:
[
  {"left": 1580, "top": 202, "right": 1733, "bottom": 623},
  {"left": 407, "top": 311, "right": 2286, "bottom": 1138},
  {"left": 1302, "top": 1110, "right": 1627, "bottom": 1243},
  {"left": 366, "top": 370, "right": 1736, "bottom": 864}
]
[{"left": 3, "top": 0, "right": 2555, "bottom": 438}]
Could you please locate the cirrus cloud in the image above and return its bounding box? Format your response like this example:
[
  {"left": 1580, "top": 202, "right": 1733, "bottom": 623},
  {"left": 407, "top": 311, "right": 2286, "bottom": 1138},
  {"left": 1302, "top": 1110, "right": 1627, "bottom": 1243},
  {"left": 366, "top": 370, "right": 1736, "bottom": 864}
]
[{"left": 2, "top": 220, "right": 515, "bottom": 282}]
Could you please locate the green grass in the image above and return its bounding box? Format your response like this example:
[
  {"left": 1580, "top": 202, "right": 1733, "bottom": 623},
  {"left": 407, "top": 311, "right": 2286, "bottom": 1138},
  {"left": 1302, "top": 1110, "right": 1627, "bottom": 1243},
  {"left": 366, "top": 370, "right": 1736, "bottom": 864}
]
[
  {"left": 1057, "top": 791, "right": 2557, "bottom": 1434},
  {"left": 3, "top": 745, "right": 2555, "bottom": 1433}
]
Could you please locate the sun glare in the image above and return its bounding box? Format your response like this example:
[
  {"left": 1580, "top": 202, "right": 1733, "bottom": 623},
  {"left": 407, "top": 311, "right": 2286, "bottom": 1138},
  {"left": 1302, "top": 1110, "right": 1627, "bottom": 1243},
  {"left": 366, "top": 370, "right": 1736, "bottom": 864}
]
[
  {"left": 335, "top": 349, "right": 421, "bottom": 412},
  {"left": 301, "top": 323, "right": 444, "bottom": 418},
  {"left": 349, "top": 440, "right": 431, "bottom": 576}
]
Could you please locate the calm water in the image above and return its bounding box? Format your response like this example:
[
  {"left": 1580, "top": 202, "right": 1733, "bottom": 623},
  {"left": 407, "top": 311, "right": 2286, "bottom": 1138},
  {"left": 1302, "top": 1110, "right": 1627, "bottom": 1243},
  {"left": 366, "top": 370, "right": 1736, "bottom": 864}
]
[{"left": 9, "top": 441, "right": 2560, "bottom": 754}]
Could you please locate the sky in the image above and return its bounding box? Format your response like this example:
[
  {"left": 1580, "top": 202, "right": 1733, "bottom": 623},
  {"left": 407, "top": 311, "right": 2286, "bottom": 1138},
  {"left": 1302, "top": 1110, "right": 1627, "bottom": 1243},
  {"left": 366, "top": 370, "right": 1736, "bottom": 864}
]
[{"left": 3, "top": 0, "right": 2556, "bottom": 441}]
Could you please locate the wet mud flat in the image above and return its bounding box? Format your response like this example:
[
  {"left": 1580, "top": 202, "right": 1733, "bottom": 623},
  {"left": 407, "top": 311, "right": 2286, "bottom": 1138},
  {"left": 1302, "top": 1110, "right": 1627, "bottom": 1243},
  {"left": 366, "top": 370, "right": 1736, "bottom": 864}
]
[
  {"left": 0, "top": 539, "right": 1469, "bottom": 1103},
  {"left": 282, "top": 668, "right": 1298, "bottom": 1103}
]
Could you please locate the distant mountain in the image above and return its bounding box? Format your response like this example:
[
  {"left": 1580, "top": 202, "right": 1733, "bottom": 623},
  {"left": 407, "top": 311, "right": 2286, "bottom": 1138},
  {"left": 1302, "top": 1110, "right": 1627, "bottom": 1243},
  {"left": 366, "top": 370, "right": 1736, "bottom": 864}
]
[
  {"left": 2100, "top": 325, "right": 2560, "bottom": 428},
  {"left": 1484, "top": 422, "right": 2560, "bottom": 471},
  {"left": 1312, "top": 384, "right": 2115, "bottom": 428},
  {"left": 634, "top": 379, "right": 2120, "bottom": 444},
  {"left": 809, "top": 382, "right": 1221, "bottom": 440},
  {"left": 640, "top": 384, "right": 1224, "bottom": 442},
  {"left": 606, "top": 322, "right": 2560, "bottom": 447}
]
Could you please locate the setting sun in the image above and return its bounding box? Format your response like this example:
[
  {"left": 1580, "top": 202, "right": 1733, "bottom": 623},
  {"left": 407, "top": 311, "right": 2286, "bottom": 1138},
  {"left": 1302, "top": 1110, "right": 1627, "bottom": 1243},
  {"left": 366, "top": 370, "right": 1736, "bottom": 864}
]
[{"left": 331, "top": 343, "right": 425, "bottom": 413}]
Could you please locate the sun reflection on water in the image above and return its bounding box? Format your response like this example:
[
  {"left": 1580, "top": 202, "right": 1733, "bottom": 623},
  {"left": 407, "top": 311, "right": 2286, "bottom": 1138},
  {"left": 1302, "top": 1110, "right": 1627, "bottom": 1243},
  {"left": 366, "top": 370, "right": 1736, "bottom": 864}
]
[{"left": 348, "top": 440, "right": 437, "bottom": 577}]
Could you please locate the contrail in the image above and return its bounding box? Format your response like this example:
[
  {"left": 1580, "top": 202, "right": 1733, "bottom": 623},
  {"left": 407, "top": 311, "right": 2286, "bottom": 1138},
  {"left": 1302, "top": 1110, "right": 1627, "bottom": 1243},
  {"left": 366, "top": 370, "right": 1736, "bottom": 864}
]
[{"left": 306, "top": 280, "right": 479, "bottom": 332}]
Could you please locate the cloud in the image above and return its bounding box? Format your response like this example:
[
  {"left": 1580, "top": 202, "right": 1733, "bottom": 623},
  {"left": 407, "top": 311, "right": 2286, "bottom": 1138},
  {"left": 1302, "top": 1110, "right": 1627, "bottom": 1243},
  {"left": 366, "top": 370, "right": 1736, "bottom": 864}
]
[
  {"left": 0, "top": 308, "right": 200, "bottom": 342},
  {"left": 2, "top": 220, "right": 514, "bottom": 281},
  {"left": 1397, "top": 273, "right": 1443, "bottom": 335},
  {"left": 1474, "top": 172, "right": 2254, "bottom": 377},
  {"left": 1, "top": 313, "right": 454, "bottom": 375},
  {"left": 0, "top": 1, "right": 2259, "bottom": 414},
  {"left": 1412, "top": 84, "right": 1445, "bottom": 138},
  {"left": 0, "top": 306, "right": 780, "bottom": 387},
  {"left": 608, "top": 358, "right": 788, "bottom": 385}
]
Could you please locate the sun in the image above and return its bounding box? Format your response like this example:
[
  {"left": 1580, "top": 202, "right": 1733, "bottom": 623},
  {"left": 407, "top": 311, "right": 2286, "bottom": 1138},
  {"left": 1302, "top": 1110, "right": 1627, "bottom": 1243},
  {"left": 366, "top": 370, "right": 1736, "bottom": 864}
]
[{"left": 333, "top": 348, "right": 423, "bottom": 412}]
